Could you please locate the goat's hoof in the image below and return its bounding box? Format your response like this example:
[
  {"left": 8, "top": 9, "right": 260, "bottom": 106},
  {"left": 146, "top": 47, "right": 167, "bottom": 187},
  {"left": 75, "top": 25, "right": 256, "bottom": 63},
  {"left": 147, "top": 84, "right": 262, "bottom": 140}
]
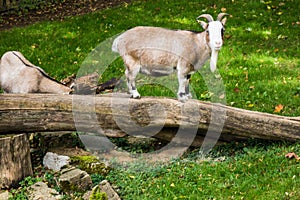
[
  {"left": 130, "top": 91, "right": 141, "bottom": 99},
  {"left": 177, "top": 92, "right": 189, "bottom": 102},
  {"left": 178, "top": 96, "right": 188, "bottom": 103},
  {"left": 186, "top": 93, "right": 193, "bottom": 99},
  {"left": 132, "top": 95, "right": 141, "bottom": 99}
]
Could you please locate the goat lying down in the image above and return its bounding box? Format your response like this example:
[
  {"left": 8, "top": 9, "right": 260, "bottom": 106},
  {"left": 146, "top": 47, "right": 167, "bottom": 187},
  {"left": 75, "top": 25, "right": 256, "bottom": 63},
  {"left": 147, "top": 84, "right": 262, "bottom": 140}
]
[
  {"left": 112, "top": 13, "right": 228, "bottom": 102},
  {"left": 0, "top": 51, "right": 72, "bottom": 94}
]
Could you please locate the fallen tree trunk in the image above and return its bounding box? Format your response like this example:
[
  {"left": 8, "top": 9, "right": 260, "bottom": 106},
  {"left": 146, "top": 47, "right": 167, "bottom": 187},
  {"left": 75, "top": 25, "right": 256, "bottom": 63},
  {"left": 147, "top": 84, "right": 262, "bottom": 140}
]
[{"left": 0, "top": 94, "right": 299, "bottom": 142}]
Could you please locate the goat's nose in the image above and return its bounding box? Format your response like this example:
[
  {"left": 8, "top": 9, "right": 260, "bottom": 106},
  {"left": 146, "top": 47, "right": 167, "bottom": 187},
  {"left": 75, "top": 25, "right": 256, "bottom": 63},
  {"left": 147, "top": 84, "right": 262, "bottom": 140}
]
[{"left": 215, "top": 41, "right": 222, "bottom": 46}]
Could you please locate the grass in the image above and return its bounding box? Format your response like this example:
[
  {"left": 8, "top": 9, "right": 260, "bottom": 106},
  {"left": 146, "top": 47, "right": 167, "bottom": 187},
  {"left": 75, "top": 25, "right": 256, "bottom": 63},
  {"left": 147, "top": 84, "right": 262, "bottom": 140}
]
[
  {"left": 0, "top": 0, "right": 299, "bottom": 115},
  {"left": 107, "top": 141, "right": 300, "bottom": 199},
  {"left": 1, "top": 0, "right": 299, "bottom": 199}
]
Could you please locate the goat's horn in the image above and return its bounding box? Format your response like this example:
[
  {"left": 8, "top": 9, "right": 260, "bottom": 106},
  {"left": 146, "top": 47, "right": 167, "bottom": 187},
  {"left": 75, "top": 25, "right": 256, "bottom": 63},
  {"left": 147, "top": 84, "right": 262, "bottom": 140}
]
[
  {"left": 197, "top": 14, "right": 214, "bottom": 22},
  {"left": 217, "top": 13, "right": 229, "bottom": 21}
]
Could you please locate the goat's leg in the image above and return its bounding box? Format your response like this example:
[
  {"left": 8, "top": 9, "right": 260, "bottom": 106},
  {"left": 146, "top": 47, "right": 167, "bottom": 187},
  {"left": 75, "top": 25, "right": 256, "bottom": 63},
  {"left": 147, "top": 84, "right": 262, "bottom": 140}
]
[
  {"left": 177, "top": 61, "right": 192, "bottom": 102},
  {"left": 177, "top": 72, "right": 190, "bottom": 102},
  {"left": 124, "top": 56, "right": 141, "bottom": 98},
  {"left": 185, "top": 74, "right": 192, "bottom": 99}
]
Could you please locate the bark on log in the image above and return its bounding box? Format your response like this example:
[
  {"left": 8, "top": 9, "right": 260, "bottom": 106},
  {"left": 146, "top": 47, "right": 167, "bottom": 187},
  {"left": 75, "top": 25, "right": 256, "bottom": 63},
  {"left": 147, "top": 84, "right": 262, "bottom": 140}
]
[
  {"left": 0, "top": 134, "right": 33, "bottom": 188},
  {"left": 0, "top": 94, "right": 299, "bottom": 142}
]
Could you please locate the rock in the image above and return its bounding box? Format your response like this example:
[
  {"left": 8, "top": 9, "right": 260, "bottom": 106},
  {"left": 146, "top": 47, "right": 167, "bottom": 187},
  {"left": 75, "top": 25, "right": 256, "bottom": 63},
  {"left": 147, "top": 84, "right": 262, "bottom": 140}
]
[
  {"left": 99, "top": 180, "right": 120, "bottom": 200},
  {"left": 83, "top": 180, "right": 120, "bottom": 200},
  {"left": 43, "top": 152, "right": 70, "bottom": 172},
  {"left": 27, "top": 182, "right": 61, "bottom": 200},
  {"left": 70, "top": 155, "right": 111, "bottom": 175},
  {"left": 82, "top": 190, "right": 92, "bottom": 200},
  {"left": 0, "top": 190, "right": 10, "bottom": 200},
  {"left": 59, "top": 167, "right": 92, "bottom": 193},
  {"left": 89, "top": 185, "right": 108, "bottom": 200}
]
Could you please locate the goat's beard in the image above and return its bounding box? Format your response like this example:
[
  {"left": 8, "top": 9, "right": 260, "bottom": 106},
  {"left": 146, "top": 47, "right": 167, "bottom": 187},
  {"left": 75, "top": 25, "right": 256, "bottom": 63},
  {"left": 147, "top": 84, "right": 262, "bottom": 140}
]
[{"left": 210, "top": 50, "right": 219, "bottom": 72}]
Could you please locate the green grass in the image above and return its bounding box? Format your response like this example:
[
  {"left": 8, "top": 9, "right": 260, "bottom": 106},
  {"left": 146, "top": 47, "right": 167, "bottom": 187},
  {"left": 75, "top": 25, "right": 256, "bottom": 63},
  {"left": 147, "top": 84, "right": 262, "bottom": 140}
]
[
  {"left": 0, "top": 0, "right": 299, "bottom": 115},
  {"left": 0, "top": 0, "right": 300, "bottom": 116},
  {"left": 107, "top": 141, "right": 300, "bottom": 199},
  {"left": 1, "top": 0, "right": 299, "bottom": 199}
]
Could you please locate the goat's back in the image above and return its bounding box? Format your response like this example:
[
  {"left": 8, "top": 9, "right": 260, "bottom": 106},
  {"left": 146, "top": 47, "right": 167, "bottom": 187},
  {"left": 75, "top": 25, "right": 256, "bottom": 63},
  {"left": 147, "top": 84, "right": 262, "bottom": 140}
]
[
  {"left": 0, "top": 51, "right": 43, "bottom": 93},
  {"left": 114, "top": 26, "right": 200, "bottom": 57},
  {"left": 0, "top": 51, "right": 71, "bottom": 94}
]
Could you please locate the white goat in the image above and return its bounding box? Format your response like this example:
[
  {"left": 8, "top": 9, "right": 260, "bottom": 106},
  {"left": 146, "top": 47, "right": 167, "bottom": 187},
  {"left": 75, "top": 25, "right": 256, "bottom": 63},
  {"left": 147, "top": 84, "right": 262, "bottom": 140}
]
[
  {"left": 112, "top": 13, "right": 228, "bottom": 102},
  {"left": 0, "top": 51, "right": 72, "bottom": 94}
]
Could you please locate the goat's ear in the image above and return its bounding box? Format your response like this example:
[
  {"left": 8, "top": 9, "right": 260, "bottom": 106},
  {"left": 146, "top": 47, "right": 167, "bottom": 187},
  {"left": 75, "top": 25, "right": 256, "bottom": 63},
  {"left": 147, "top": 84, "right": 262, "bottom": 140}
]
[
  {"left": 198, "top": 20, "right": 208, "bottom": 30},
  {"left": 221, "top": 17, "right": 227, "bottom": 26}
]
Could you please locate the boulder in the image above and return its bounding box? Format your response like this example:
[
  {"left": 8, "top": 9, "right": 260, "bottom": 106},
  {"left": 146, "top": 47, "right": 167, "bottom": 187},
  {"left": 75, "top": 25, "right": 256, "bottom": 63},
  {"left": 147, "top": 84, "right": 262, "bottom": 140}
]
[
  {"left": 43, "top": 152, "right": 70, "bottom": 172},
  {"left": 27, "top": 182, "right": 61, "bottom": 200},
  {"left": 83, "top": 180, "right": 120, "bottom": 200},
  {"left": 99, "top": 180, "right": 120, "bottom": 200},
  {"left": 59, "top": 167, "right": 92, "bottom": 193},
  {"left": 0, "top": 190, "right": 10, "bottom": 200}
]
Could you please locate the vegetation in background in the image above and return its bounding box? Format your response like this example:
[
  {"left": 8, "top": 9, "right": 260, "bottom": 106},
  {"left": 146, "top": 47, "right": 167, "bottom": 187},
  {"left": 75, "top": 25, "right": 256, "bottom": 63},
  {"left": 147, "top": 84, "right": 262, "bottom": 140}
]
[
  {"left": 0, "top": 0, "right": 298, "bottom": 116},
  {"left": 1, "top": 0, "right": 299, "bottom": 199}
]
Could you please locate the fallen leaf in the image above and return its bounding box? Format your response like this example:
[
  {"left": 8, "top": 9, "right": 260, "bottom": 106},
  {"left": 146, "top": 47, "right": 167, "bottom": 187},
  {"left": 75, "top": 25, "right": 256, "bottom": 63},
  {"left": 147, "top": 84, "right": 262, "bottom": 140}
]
[
  {"left": 285, "top": 152, "right": 300, "bottom": 161},
  {"left": 244, "top": 71, "right": 249, "bottom": 81},
  {"left": 221, "top": 7, "right": 227, "bottom": 12},
  {"left": 274, "top": 104, "right": 284, "bottom": 113},
  {"left": 234, "top": 87, "right": 240, "bottom": 93},
  {"left": 247, "top": 103, "right": 254, "bottom": 108},
  {"left": 219, "top": 94, "right": 225, "bottom": 99},
  {"left": 277, "top": 11, "right": 283, "bottom": 15}
]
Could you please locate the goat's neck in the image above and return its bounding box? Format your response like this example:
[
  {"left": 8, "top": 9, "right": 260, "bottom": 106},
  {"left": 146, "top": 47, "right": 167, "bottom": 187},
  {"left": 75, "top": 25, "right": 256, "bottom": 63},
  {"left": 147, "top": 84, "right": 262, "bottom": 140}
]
[
  {"left": 198, "top": 31, "right": 219, "bottom": 72},
  {"left": 210, "top": 50, "right": 219, "bottom": 72},
  {"left": 193, "top": 32, "right": 212, "bottom": 69}
]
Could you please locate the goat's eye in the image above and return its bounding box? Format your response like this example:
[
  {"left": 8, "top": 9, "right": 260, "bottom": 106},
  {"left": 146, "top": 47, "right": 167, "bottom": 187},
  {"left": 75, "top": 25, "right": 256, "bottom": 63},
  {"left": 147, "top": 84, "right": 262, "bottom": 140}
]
[
  {"left": 221, "top": 29, "right": 225, "bottom": 36},
  {"left": 206, "top": 30, "right": 209, "bottom": 34}
]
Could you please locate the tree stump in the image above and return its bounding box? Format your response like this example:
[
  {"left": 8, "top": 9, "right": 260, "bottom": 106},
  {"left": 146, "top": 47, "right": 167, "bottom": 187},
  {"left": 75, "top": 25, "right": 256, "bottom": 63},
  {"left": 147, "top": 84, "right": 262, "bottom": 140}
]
[{"left": 0, "top": 134, "right": 33, "bottom": 188}]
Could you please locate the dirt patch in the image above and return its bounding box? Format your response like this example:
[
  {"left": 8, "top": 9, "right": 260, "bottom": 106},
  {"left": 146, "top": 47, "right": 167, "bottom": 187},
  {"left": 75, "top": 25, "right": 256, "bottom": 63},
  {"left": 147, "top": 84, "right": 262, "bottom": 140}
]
[
  {"left": 47, "top": 147, "right": 92, "bottom": 157},
  {"left": 0, "top": 0, "right": 131, "bottom": 30}
]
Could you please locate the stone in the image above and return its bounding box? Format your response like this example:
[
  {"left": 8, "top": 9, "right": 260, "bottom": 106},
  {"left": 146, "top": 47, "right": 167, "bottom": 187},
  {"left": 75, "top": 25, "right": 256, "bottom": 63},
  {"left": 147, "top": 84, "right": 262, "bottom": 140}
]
[
  {"left": 43, "top": 152, "right": 70, "bottom": 172},
  {"left": 99, "top": 180, "right": 120, "bottom": 200},
  {"left": 81, "top": 180, "right": 120, "bottom": 200},
  {"left": 0, "top": 190, "right": 10, "bottom": 200},
  {"left": 27, "top": 182, "right": 61, "bottom": 200},
  {"left": 89, "top": 185, "right": 108, "bottom": 200},
  {"left": 82, "top": 190, "right": 92, "bottom": 200},
  {"left": 59, "top": 168, "right": 92, "bottom": 193}
]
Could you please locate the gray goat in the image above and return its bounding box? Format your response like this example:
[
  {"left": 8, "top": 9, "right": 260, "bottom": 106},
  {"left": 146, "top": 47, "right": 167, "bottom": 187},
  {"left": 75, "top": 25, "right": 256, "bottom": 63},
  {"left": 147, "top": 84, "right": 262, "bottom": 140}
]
[
  {"left": 112, "top": 13, "right": 228, "bottom": 102},
  {"left": 0, "top": 51, "right": 72, "bottom": 94}
]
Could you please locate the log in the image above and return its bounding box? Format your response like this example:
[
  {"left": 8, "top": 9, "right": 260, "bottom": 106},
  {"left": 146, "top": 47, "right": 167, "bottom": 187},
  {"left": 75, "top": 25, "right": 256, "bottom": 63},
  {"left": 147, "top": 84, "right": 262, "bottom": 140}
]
[
  {"left": 0, "top": 134, "right": 33, "bottom": 188},
  {"left": 0, "top": 94, "right": 299, "bottom": 143}
]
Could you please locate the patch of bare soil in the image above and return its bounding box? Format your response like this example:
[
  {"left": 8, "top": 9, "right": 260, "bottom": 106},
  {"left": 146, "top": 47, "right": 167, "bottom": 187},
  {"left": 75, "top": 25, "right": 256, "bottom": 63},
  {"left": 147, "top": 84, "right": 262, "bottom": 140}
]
[{"left": 0, "top": 0, "right": 131, "bottom": 30}]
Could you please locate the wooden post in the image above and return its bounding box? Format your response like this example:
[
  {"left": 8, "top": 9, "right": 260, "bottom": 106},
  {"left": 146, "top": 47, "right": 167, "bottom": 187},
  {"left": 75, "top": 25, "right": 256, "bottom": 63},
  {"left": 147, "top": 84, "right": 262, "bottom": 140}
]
[{"left": 0, "top": 134, "right": 33, "bottom": 188}]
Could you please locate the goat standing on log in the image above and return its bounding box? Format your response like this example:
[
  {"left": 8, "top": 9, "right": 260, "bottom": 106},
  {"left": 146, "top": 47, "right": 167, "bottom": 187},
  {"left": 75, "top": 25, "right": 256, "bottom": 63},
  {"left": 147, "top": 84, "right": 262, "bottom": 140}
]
[
  {"left": 0, "top": 51, "right": 72, "bottom": 94},
  {"left": 112, "top": 13, "right": 228, "bottom": 102}
]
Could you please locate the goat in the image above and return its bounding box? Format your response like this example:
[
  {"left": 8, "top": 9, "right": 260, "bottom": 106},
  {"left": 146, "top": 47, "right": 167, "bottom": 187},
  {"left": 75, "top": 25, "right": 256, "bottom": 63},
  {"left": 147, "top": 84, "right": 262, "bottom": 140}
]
[
  {"left": 0, "top": 51, "right": 72, "bottom": 94},
  {"left": 112, "top": 13, "right": 228, "bottom": 102}
]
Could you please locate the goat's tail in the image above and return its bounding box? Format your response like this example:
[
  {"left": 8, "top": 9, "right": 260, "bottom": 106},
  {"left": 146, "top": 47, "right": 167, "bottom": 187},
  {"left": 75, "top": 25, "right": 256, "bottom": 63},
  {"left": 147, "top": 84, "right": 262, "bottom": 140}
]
[{"left": 112, "top": 35, "right": 121, "bottom": 53}]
